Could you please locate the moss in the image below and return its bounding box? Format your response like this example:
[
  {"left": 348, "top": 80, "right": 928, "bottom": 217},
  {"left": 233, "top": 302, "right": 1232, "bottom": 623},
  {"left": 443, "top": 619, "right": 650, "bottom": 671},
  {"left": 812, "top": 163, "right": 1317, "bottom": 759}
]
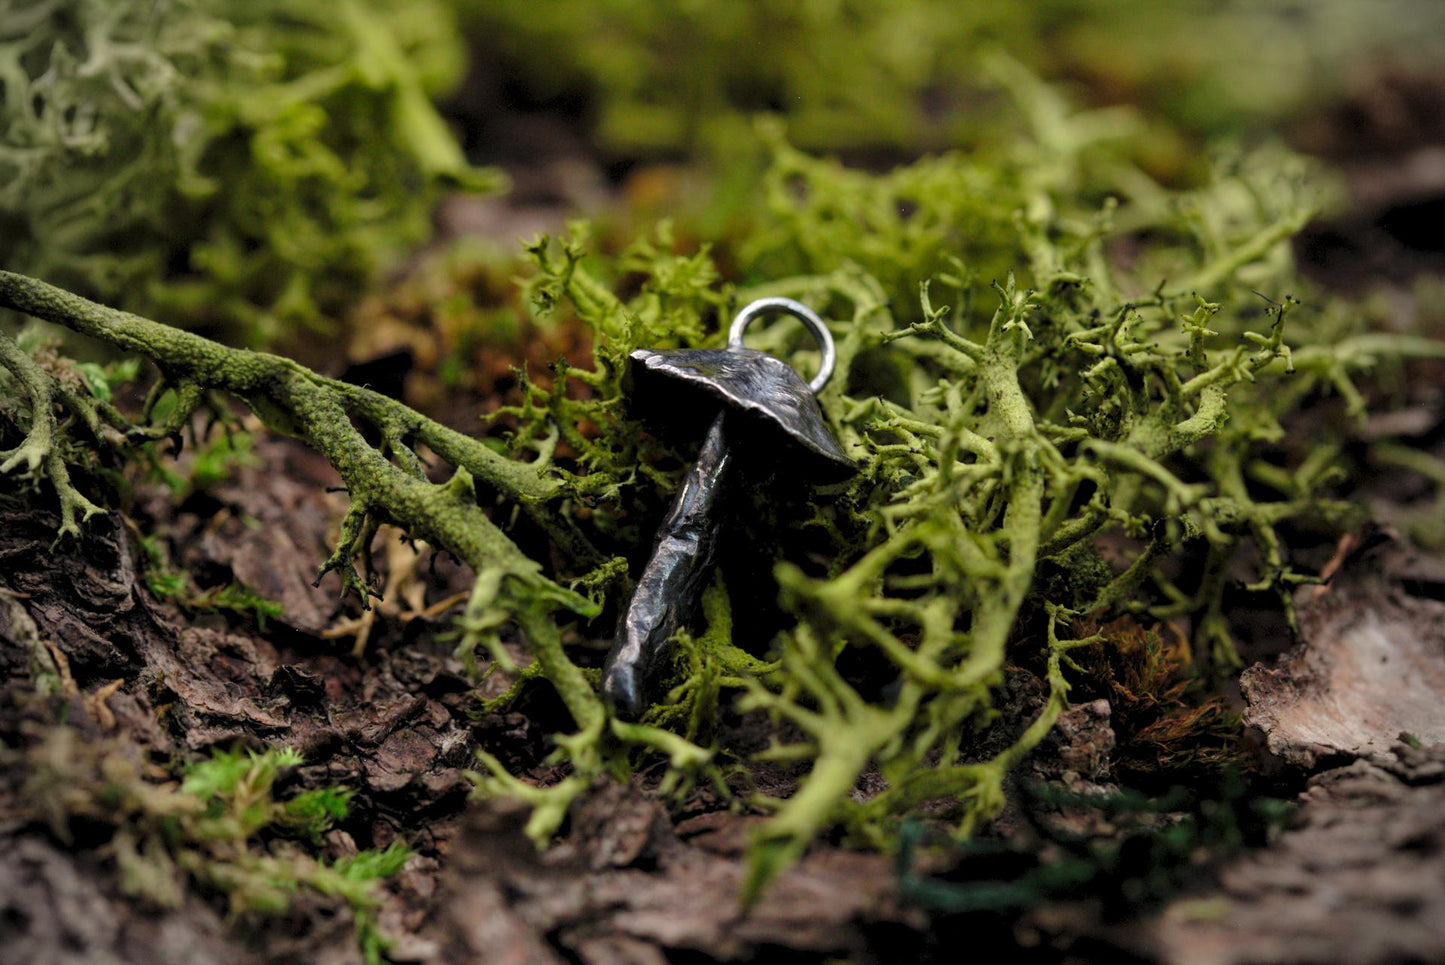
[
  {"left": 190, "top": 582, "right": 287, "bottom": 630},
  {"left": 136, "top": 532, "right": 285, "bottom": 629},
  {"left": 0, "top": 0, "right": 503, "bottom": 342},
  {"left": 142, "top": 427, "right": 261, "bottom": 496},
  {"left": 14, "top": 735, "right": 408, "bottom": 963},
  {"left": 1067, "top": 617, "right": 1245, "bottom": 781}
]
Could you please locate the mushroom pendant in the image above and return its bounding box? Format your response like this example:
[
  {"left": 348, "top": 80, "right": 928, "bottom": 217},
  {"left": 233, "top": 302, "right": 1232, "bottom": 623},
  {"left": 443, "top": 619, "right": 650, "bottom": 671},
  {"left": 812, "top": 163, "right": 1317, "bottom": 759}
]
[{"left": 601, "top": 298, "right": 854, "bottom": 717}]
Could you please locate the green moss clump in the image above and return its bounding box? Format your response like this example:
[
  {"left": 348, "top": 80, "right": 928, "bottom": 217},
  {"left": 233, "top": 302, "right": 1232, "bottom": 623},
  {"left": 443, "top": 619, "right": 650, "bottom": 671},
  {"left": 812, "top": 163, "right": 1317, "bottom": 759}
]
[
  {"left": 0, "top": 0, "right": 503, "bottom": 342},
  {"left": 14, "top": 736, "right": 407, "bottom": 963}
]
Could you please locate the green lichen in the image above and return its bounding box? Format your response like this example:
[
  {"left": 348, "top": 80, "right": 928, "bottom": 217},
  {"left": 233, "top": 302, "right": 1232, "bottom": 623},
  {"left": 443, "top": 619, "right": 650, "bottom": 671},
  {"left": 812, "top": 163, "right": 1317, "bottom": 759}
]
[
  {"left": 4, "top": 64, "right": 1445, "bottom": 910},
  {"left": 0, "top": 0, "right": 503, "bottom": 341},
  {"left": 479, "top": 73, "right": 1445, "bottom": 901}
]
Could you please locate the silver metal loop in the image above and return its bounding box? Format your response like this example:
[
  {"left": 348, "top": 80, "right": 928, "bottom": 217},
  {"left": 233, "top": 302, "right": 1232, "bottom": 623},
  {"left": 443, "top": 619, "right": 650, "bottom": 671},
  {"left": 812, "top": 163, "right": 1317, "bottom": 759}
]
[{"left": 727, "top": 297, "right": 836, "bottom": 394}]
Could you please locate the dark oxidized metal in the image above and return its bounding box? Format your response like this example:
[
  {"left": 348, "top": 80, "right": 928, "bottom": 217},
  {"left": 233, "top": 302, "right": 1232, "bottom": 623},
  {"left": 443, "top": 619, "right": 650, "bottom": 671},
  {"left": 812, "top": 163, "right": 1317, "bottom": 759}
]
[
  {"left": 601, "top": 298, "right": 853, "bottom": 717},
  {"left": 627, "top": 348, "right": 852, "bottom": 475}
]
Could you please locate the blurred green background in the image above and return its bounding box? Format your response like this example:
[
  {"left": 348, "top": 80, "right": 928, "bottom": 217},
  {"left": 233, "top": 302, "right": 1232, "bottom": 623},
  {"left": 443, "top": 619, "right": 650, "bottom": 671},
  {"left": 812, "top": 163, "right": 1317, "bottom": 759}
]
[
  {"left": 3, "top": 0, "right": 1444, "bottom": 347},
  {"left": 462, "top": 0, "right": 1445, "bottom": 155}
]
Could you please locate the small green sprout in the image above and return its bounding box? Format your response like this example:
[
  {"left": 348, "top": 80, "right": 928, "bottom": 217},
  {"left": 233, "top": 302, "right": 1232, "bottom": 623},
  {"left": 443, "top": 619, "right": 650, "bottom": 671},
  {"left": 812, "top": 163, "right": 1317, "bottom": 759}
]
[
  {"left": 135, "top": 535, "right": 284, "bottom": 629},
  {"left": 14, "top": 735, "right": 406, "bottom": 963}
]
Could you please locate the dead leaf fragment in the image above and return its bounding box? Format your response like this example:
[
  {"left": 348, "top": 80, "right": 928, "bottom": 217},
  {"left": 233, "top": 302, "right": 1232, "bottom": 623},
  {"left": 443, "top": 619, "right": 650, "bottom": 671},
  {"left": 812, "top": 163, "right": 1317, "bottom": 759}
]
[{"left": 1242, "top": 535, "right": 1445, "bottom": 767}]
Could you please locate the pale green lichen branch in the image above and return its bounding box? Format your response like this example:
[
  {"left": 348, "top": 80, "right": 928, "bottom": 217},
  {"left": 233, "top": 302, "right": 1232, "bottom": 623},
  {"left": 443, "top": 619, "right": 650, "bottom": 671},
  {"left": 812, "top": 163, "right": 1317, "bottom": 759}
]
[{"left": 0, "top": 330, "right": 106, "bottom": 538}]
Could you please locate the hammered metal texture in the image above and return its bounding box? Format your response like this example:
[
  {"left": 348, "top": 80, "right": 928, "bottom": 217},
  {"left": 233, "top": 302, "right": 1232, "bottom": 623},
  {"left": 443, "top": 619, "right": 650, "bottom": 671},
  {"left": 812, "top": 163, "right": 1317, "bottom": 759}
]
[
  {"left": 628, "top": 348, "right": 853, "bottom": 475},
  {"left": 602, "top": 343, "right": 855, "bottom": 717},
  {"left": 601, "top": 414, "right": 732, "bottom": 717}
]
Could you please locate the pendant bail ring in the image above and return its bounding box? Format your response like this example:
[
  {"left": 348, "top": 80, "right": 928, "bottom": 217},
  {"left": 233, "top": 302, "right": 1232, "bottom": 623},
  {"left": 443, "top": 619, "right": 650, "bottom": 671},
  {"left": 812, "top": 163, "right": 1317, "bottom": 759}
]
[{"left": 727, "top": 297, "right": 836, "bottom": 394}]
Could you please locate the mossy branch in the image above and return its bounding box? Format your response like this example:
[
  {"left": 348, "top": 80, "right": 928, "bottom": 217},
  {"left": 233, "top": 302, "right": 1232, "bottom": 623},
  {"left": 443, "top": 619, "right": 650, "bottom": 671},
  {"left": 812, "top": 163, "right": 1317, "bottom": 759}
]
[
  {"left": 0, "top": 268, "right": 609, "bottom": 723},
  {"left": 2, "top": 269, "right": 594, "bottom": 557}
]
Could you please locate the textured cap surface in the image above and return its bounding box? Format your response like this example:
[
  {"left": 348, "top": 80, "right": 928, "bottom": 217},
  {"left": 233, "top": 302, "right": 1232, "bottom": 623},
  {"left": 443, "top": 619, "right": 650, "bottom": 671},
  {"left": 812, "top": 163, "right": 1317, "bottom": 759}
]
[{"left": 627, "top": 347, "right": 853, "bottom": 476}]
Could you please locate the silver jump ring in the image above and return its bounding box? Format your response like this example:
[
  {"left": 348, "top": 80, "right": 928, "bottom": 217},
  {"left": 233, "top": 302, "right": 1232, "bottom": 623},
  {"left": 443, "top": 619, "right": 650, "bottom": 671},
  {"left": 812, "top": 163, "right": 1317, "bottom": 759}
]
[{"left": 727, "top": 297, "right": 836, "bottom": 394}]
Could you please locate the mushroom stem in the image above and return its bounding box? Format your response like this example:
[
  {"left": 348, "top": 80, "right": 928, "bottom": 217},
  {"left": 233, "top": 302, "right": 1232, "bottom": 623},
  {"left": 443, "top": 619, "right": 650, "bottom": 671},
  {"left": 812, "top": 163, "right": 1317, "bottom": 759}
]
[{"left": 602, "top": 413, "right": 734, "bottom": 718}]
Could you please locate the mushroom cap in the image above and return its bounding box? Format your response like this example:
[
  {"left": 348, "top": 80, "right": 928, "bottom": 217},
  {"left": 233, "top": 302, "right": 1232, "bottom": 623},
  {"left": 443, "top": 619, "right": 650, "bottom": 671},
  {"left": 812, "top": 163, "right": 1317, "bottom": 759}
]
[{"left": 627, "top": 347, "right": 854, "bottom": 478}]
